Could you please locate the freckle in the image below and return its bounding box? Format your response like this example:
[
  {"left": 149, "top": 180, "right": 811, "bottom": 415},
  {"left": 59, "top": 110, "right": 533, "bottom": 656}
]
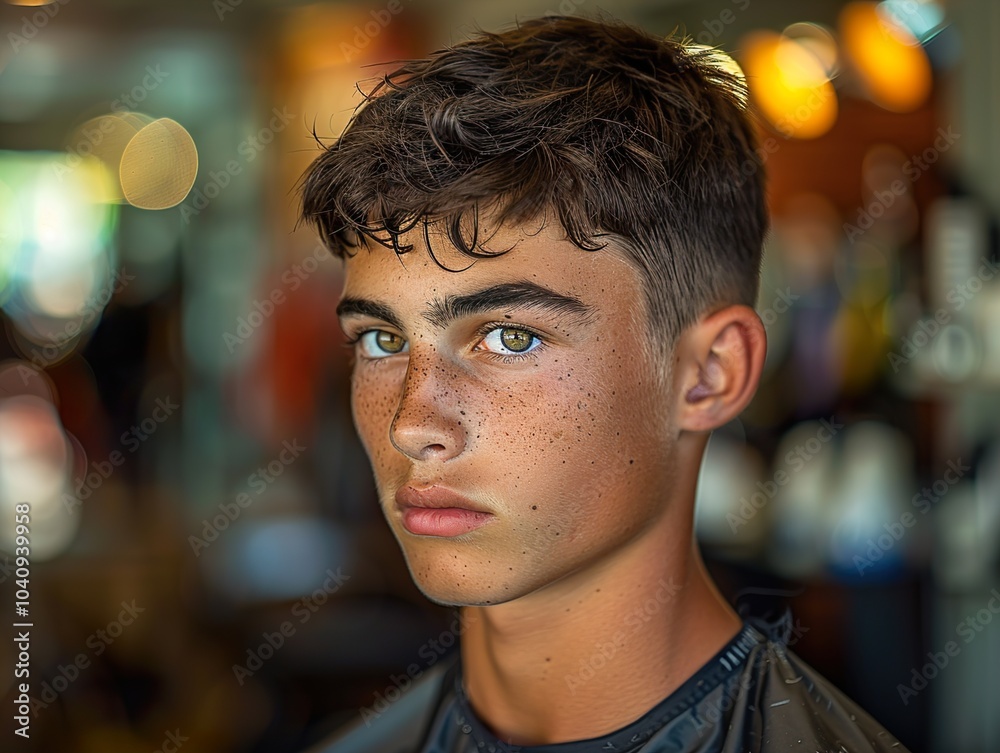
[
  {"left": 531, "top": 505, "right": 537, "bottom": 510},
  {"left": 630, "top": 459, "right": 634, "bottom": 464},
  {"left": 545, "top": 657, "right": 551, "bottom": 662}
]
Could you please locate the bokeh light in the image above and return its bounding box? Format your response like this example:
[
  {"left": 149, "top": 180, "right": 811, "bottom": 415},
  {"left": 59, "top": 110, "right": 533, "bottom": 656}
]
[
  {"left": 0, "top": 151, "right": 118, "bottom": 360},
  {"left": 840, "top": 1, "right": 933, "bottom": 112},
  {"left": 740, "top": 29, "right": 838, "bottom": 139},
  {"left": 120, "top": 117, "right": 199, "bottom": 210}
]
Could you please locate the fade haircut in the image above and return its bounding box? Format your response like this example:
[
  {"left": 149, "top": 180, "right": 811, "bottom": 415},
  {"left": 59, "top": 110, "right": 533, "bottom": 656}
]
[{"left": 300, "top": 13, "right": 768, "bottom": 375}]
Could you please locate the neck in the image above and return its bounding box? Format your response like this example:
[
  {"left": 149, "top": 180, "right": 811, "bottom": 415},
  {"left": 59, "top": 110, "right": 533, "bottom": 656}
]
[{"left": 458, "top": 468, "right": 742, "bottom": 745}]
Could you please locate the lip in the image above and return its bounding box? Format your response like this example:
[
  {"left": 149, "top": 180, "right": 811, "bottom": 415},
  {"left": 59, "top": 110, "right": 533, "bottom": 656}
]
[
  {"left": 395, "top": 485, "right": 491, "bottom": 513},
  {"left": 395, "top": 485, "right": 495, "bottom": 537}
]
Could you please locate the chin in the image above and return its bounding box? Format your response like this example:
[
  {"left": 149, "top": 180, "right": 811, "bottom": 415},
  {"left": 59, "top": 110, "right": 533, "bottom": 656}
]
[
  {"left": 412, "top": 578, "right": 513, "bottom": 607},
  {"left": 401, "top": 553, "right": 521, "bottom": 607},
  {"left": 419, "top": 588, "right": 506, "bottom": 608}
]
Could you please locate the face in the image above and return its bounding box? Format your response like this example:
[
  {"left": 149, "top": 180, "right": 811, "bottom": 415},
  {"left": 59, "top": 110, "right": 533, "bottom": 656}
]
[{"left": 337, "top": 221, "right": 682, "bottom": 607}]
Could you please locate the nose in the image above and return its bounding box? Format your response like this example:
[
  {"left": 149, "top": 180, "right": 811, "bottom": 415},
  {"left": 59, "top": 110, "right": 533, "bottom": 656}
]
[{"left": 389, "top": 351, "right": 467, "bottom": 463}]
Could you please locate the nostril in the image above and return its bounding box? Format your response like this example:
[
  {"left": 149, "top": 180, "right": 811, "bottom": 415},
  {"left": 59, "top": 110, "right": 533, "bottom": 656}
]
[{"left": 421, "top": 443, "right": 448, "bottom": 458}]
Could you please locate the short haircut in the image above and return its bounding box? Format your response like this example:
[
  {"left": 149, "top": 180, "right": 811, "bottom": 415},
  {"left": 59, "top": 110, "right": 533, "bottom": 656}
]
[{"left": 300, "top": 13, "right": 769, "bottom": 374}]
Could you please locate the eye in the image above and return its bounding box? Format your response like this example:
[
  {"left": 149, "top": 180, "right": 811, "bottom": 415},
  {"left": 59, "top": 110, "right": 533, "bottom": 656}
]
[
  {"left": 356, "top": 330, "right": 409, "bottom": 359},
  {"left": 476, "top": 325, "right": 544, "bottom": 357}
]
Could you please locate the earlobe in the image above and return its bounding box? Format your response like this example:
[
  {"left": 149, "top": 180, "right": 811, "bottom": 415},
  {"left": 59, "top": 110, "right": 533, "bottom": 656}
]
[{"left": 676, "top": 305, "right": 766, "bottom": 433}]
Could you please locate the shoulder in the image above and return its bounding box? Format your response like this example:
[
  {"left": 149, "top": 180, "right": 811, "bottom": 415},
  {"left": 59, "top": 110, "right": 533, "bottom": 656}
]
[
  {"left": 732, "top": 618, "right": 911, "bottom": 752},
  {"left": 300, "top": 652, "right": 458, "bottom": 753}
]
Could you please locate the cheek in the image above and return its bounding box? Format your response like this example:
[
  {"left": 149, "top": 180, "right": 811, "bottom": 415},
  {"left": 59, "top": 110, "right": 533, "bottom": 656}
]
[
  {"left": 539, "top": 353, "right": 663, "bottom": 505},
  {"left": 497, "top": 362, "right": 641, "bottom": 507},
  {"left": 350, "top": 367, "right": 399, "bottom": 462}
]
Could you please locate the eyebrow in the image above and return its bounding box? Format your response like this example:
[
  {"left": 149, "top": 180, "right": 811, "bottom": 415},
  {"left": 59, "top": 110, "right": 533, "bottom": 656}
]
[{"left": 336, "top": 281, "right": 598, "bottom": 332}]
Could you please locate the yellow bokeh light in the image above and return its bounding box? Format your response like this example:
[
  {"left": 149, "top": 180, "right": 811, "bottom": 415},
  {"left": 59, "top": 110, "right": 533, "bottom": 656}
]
[
  {"left": 840, "top": 1, "right": 932, "bottom": 112},
  {"left": 781, "top": 22, "right": 840, "bottom": 79},
  {"left": 741, "top": 31, "right": 838, "bottom": 140},
  {"left": 119, "top": 118, "right": 198, "bottom": 210},
  {"left": 66, "top": 114, "right": 154, "bottom": 204}
]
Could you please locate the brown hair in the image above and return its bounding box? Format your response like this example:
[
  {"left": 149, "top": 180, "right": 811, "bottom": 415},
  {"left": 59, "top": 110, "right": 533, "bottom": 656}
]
[{"left": 300, "top": 13, "right": 768, "bottom": 368}]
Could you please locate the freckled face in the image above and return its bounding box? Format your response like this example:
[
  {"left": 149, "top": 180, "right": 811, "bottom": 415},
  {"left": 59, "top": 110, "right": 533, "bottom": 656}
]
[{"left": 338, "top": 223, "right": 678, "bottom": 606}]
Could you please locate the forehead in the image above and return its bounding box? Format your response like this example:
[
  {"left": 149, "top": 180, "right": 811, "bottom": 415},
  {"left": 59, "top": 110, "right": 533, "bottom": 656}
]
[{"left": 338, "top": 221, "right": 643, "bottom": 309}]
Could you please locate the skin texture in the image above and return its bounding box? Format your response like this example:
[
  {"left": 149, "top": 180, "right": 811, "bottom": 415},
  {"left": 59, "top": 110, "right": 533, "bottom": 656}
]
[{"left": 337, "top": 218, "right": 768, "bottom": 745}]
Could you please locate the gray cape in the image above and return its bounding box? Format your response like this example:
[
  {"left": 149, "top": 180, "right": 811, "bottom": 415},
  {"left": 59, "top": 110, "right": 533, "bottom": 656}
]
[{"left": 304, "top": 614, "right": 911, "bottom": 753}]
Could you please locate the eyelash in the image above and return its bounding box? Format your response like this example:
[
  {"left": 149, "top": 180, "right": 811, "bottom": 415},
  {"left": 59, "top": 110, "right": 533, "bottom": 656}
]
[{"left": 342, "top": 321, "right": 548, "bottom": 363}]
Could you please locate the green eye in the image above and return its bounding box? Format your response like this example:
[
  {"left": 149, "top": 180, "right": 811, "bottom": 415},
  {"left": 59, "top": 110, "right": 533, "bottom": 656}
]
[
  {"left": 500, "top": 328, "right": 534, "bottom": 352},
  {"left": 376, "top": 331, "right": 406, "bottom": 353},
  {"left": 359, "top": 330, "right": 408, "bottom": 358},
  {"left": 482, "top": 326, "right": 541, "bottom": 355}
]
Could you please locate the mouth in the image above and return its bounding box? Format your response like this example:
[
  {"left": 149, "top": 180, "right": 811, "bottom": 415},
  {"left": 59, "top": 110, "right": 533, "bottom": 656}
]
[{"left": 395, "top": 485, "right": 496, "bottom": 537}]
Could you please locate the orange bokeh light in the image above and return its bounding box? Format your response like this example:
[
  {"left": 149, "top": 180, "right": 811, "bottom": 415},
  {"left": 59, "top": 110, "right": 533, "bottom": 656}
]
[
  {"left": 740, "top": 30, "right": 838, "bottom": 140},
  {"left": 840, "top": 1, "right": 932, "bottom": 112}
]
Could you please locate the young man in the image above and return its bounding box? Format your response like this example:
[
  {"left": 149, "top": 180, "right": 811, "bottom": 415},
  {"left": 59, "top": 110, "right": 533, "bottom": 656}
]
[{"left": 299, "top": 14, "right": 911, "bottom": 753}]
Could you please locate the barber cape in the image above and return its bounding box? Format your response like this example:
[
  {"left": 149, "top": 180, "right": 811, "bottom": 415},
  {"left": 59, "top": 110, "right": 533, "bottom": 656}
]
[{"left": 304, "top": 613, "right": 911, "bottom": 753}]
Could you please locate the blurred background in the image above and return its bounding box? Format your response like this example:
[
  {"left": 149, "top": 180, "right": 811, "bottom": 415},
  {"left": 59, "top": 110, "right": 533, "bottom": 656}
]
[{"left": 0, "top": 0, "right": 998, "bottom": 750}]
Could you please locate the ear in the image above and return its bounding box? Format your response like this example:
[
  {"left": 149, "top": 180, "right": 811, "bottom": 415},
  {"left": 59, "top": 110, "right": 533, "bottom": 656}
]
[{"left": 673, "top": 304, "right": 766, "bottom": 434}]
